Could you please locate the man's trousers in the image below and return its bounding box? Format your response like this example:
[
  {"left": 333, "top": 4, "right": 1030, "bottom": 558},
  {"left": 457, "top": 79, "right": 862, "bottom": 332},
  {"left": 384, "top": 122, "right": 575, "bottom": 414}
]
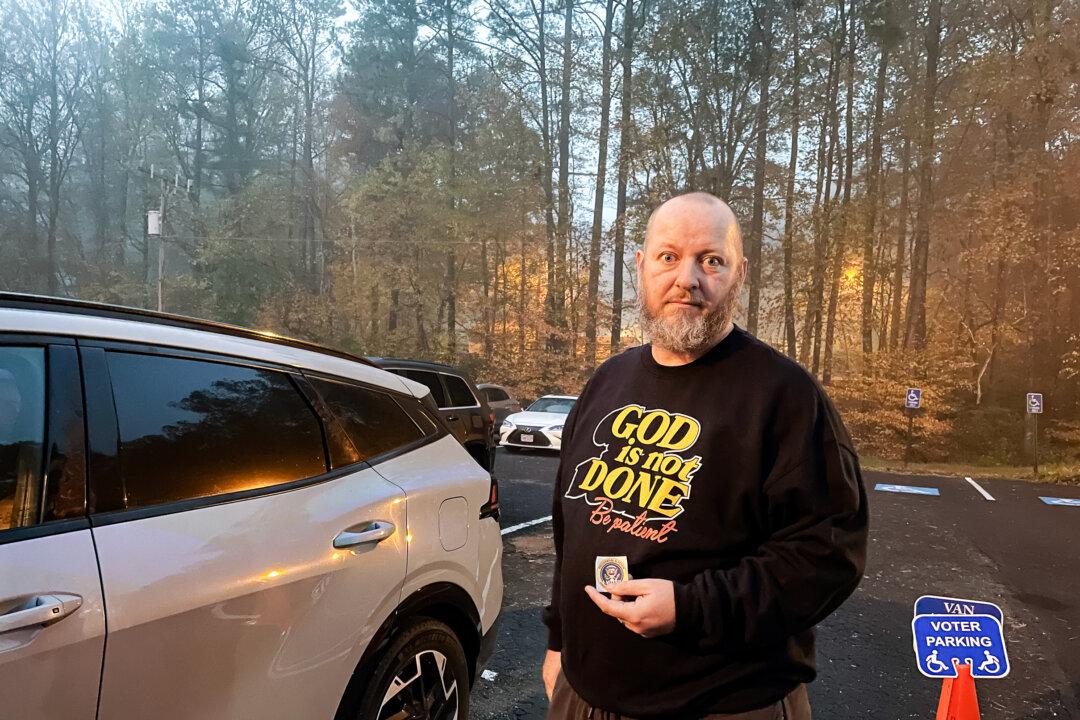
[{"left": 546, "top": 670, "right": 812, "bottom": 720}]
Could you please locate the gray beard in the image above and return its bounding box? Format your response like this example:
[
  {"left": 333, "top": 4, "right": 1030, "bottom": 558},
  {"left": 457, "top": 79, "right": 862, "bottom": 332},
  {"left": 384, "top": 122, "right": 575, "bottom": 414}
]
[{"left": 638, "top": 284, "right": 741, "bottom": 356}]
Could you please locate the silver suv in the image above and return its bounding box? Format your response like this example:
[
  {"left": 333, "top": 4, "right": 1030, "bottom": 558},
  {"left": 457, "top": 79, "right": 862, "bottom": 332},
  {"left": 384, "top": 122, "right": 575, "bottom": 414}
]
[{"left": 0, "top": 293, "right": 502, "bottom": 720}]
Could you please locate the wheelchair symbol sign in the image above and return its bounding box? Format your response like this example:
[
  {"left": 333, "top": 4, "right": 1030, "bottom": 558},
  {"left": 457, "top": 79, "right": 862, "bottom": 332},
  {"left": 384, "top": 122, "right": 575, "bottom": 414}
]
[
  {"left": 1027, "top": 393, "right": 1043, "bottom": 414},
  {"left": 912, "top": 614, "right": 1009, "bottom": 679},
  {"left": 906, "top": 388, "right": 922, "bottom": 409}
]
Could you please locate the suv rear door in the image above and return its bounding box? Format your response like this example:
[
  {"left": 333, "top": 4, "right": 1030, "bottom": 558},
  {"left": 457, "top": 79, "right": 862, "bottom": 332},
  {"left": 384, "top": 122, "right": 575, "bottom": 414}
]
[
  {"left": 440, "top": 372, "right": 486, "bottom": 444},
  {"left": 0, "top": 340, "right": 105, "bottom": 720},
  {"left": 398, "top": 369, "right": 466, "bottom": 438},
  {"left": 83, "top": 343, "right": 410, "bottom": 719}
]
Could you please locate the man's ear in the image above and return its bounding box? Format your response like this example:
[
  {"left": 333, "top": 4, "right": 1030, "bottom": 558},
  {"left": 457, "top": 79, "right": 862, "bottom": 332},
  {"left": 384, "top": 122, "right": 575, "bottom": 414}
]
[
  {"left": 739, "top": 256, "right": 749, "bottom": 281},
  {"left": 635, "top": 248, "right": 644, "bottom": 274}
]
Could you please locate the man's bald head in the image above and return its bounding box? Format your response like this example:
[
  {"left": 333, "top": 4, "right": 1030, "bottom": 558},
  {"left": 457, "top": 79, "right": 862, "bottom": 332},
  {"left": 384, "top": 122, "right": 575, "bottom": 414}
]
[{"left": 643, "top": 192, "right": 743, "bottom": 259}]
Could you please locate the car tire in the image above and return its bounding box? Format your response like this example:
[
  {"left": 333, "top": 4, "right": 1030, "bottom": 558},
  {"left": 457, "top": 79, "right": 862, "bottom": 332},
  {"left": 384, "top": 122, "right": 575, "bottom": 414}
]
[{"left": 353, "top": 618, "right": 470, "bottom": 720}]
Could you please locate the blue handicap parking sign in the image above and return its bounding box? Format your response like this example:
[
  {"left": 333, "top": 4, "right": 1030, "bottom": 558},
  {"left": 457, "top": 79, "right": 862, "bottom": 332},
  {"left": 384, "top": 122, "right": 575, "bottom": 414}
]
[
  {"left": 1040, "top": 496, "right": 1080, "bottom": 507},
  {"left": 906, "top": 388, "right": 922, "bottom": 409},
  {"left": 1026, "top": 393, "right": 1043, "bottom": 414},
  {"left": 875, "top": 483, "right": 939, "bottom": 496},
  {"left": 912, "top": 614, "right": 1009, "bottom": 679},
  {"left": 914, "top": 595, "right": 1003, "bottom": 624}
]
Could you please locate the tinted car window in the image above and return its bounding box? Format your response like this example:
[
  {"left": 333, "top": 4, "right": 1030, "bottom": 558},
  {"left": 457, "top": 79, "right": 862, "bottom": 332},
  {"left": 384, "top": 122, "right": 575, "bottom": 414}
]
[
  {"left": 444, "top": 375, "right": 478, "bottom": 407},
  {"left": 0, "top": 347, "right": 45, "bottom": 529},
  {"left": 107, "top": 352, "right": 326, "bottom": 509},
  {"left": 485, "top": 387, "right": 509, "bottom": 402},
  {"left": 401, "top": 370, "right": 448, "bottom": 407},
  {"left": 401, "top": 395, "right": 442, "bottom": 437},
  {"left": 311, "top": 378, "right": 423, "bottom": 460}
]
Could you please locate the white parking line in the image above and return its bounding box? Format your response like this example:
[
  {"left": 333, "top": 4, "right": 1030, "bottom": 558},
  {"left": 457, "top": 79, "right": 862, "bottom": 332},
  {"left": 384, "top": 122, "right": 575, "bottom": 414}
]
[
  {"left": 500, "top": 515, "right": 553, "bottom": 536},
  {"left": 964, "top": 476, "right": 995, "bottom": 501}
]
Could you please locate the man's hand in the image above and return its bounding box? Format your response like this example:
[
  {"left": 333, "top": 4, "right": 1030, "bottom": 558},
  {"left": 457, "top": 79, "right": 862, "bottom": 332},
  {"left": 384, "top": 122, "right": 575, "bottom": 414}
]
[
  {"left": 542, "top": 650, "right": 561, "bottom": 700},
  {"left": 584, "top": 579, "right": 677, "bottom": 638}
]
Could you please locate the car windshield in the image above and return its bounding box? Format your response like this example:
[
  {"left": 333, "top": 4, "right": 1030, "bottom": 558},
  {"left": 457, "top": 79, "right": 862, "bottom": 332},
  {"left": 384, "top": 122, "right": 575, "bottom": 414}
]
[{"left": 527, "top": 398, "right": 575, "bottom": 415}]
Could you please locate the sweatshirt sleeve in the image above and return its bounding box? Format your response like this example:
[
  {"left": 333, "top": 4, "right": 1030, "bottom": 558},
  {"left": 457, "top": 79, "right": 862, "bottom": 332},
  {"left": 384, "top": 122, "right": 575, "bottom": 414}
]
[
  {"left": 672, "top": 380, "right": 868, "bottom": 651},
  {"left": 541, "top": 395, "right": 584, "bottom": 652}
]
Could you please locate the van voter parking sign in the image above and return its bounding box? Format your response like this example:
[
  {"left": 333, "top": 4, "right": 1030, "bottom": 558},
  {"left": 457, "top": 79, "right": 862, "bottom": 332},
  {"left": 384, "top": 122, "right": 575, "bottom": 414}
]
[{"left": 911, "top": 595, "right": 1009, "bottom": 679}]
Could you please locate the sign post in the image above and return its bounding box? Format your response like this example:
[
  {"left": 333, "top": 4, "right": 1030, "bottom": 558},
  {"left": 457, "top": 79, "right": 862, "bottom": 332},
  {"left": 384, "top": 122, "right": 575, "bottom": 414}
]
[
  {"left": 904, "top": 389, "right": 922, "bottom": 469},
  {"left": 1027, "top": 393, "right": 1043, "bottom": 480}
]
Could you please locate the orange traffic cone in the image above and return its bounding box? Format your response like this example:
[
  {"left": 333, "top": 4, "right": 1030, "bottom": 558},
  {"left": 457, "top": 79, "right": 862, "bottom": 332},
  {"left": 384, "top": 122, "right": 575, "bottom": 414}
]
[{"left": 935, "top": 662, "right": 980, "bottom": 720}]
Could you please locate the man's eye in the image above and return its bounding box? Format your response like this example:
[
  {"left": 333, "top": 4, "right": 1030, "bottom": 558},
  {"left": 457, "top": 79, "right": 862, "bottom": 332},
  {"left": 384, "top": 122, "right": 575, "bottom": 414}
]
[
  {"left": 705, "top": 257, "right": 723, "bottom": 267},
  {"left": 661, "top": 253, "right": 676, "bottom": 263}
]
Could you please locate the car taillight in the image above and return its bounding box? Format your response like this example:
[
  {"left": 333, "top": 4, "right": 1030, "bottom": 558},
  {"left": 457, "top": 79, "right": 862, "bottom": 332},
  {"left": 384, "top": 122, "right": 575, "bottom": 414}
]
[
  {"left": 479, "top": 475, "right": 500, "bottom": 521},
  {"left": 488, "top": 412, "right": 496, "bottom": 425}
]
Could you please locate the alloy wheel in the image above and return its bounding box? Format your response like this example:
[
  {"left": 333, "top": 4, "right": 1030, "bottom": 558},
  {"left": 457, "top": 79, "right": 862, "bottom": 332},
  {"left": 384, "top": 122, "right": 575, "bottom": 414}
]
[{"left": 377, "top": 649, "right": 459, "bottom": 720}]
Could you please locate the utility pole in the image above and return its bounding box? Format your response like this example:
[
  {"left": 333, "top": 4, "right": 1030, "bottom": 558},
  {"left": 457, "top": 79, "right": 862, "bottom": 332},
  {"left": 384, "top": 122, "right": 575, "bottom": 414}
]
[
  {"left": 146, "top": 166, "right": 188, "bottom": 313},
  {"left": 157, "top": 179, "right": 166, "bottom": 312}
]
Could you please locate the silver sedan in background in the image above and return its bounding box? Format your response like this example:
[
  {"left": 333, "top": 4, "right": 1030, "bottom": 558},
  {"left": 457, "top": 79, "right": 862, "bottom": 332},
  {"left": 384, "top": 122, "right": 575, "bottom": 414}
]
[{"left": 499, "top": 395, "right": 577, "bottom": 451}]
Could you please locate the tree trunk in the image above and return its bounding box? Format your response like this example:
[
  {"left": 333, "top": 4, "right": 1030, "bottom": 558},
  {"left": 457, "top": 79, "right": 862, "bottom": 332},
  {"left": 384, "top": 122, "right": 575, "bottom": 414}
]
[
  {"left": 781, "top": 0, "right": 801, "bottom": 358},
  {"left": 389, "top": 287, "right": 400, "bottom": 333},
  {"left": 482, "top": 233, "right": 492, "bottom": 357},
  {"left": 862, "top": 30, "right": 889, "bottom": 353},
  {"left": 191, "top": 26, "right": 207, "bottom": 207},
  {"left": 46, "top": 12, "right": 62, "bottom": 296},
  {"left": 586, "top": 0, "right": 615, "bottom": 366},
  {"left": 889, "top": 137, "right": 910, "bottom": 350},
  {"left": 822, "top": 238, "right": 844, "bottom": 384},
  {"left": 1028, "top": 0, "right": 1055, "bottom": 394},
  {"left": 823, "top": 0, "right": 856, "bottom": 384},
  {"left": 986, "top": 248, "right": 1008, "bottom": 393},
  {"left": 519, "top": 231, "right": 528, "bottom": 356},
  {"left": 610, "top": 0, "right": 634, "bottom": 353},
  {"left": 369, "top": 282, "right": 381, "bottom": 347},
  {"left": 537, "top": 0, "right": 558, "bottom": 331},
  {"left": 26, "top": 154, "right": 41, "bottom": 289},
  {"left": 905, "top": 0, "right": 940, "bottom": 351},
  {"left": 445, "top": 0, "right": 458, "bottom": 354},
  {"left": 804, "top": 11, "right": 842, "bottom": 374},
  {"left": 551, "top": 0, "right": 574, "bottom": 339},
  {"left": 302, "top": 73, "right": 318, "bottom": 290},
  {"left": 746, "top": 2, "right": 773, "bottom": 335}
]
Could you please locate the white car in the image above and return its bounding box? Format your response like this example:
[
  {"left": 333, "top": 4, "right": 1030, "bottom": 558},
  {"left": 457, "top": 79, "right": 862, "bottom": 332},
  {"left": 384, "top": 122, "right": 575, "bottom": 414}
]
[
  {"left": 499, "top": 395, "right": 578, "bottom": 451},
  {"left": 0, "top": 293, "right": 502, "bottom": 720}
]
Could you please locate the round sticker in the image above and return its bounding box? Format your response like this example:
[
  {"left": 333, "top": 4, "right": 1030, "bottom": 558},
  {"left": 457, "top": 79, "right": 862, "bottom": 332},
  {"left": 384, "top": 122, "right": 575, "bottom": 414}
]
[{"left": 600, "top": 561, "right": 625, "bottom": 586}]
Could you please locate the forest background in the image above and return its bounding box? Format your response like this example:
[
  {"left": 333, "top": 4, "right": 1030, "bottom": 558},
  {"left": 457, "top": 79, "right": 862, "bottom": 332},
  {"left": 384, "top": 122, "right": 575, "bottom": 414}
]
[{"left": 2, "top": 0, "right": 1079, "bottom": 477}]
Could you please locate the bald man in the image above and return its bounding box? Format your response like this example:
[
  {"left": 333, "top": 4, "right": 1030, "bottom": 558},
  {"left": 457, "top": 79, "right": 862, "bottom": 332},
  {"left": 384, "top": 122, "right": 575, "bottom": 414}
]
[{"left": 541, "top": 192, "right": 868, "bottom": 719}]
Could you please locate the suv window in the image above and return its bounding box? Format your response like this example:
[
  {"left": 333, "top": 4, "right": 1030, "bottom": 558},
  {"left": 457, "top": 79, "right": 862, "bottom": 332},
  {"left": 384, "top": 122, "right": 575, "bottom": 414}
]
[
  {"left": 485, "top": 387, "right": 509, "bottom": 402},
  {"left": 400, "top": 369, "right": 448, "bottom": 407},
  {"left": 443, "top": 374, "right": 478, "bottom": 408},
  {"left": 311, "top": 378, "right": 423, "bottom": 460},
  {"left": 106, "top": 352, "right": 326, "bottom": 509},
  {"left": 0, "top": 347, "right": 45, "bottom": 530}
]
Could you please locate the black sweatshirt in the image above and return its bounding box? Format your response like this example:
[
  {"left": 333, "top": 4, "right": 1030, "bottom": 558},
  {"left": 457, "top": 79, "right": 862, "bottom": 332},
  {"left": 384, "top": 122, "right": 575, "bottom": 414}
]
[{"left": 543, "top": 327, "right": 868, "bottom": 718}]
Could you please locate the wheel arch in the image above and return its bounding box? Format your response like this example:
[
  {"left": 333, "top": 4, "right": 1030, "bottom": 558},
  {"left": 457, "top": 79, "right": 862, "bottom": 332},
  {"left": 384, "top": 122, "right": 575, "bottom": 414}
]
[{"left": 334, "top": 582, "right": 482, "bottom": 720}]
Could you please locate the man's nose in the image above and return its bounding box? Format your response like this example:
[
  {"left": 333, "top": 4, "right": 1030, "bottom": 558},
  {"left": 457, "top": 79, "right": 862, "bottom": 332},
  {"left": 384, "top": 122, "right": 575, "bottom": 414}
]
[{"left": 674, "top": 259, "right": 701, "bottom": 290}]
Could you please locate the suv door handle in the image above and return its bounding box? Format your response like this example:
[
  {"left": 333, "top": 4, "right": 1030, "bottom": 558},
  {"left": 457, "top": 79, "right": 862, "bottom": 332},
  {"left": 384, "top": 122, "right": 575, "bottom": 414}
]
[
  {"left": 0, "top": 594, "right": 82, "bottom": 634},
  {"left": 334, "top": 521, "right": 396, "bottom": 549},
  {"left": 445, "top": 414, "right": 459, "bottom": 422}
]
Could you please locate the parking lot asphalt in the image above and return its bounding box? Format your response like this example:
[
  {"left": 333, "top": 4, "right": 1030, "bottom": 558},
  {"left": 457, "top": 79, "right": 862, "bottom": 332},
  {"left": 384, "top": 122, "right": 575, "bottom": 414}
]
[{"left": 472, "top": 449, "right": 1080, "bottom": 719}]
